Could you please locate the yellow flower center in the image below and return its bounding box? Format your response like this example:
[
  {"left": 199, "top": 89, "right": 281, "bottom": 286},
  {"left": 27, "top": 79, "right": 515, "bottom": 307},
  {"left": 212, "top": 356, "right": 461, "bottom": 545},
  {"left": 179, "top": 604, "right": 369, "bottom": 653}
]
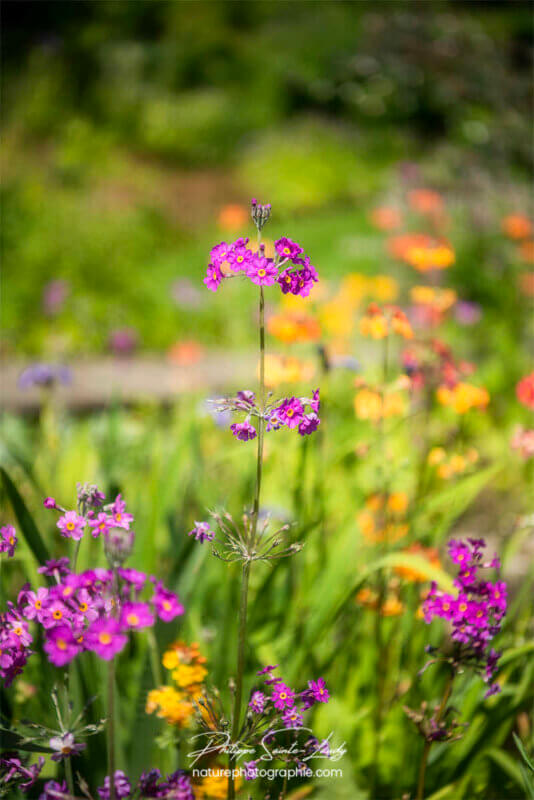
[
  {"left": 286, "top": 409, "right": 294, "bottom": 417},
  {"left": 127, "top": 614, "right": 139, "bottom": 626},
  {"left": 258, "top": 269, "right": 266, "bottom": 277},
  {"left": 66, "top": 522, "right": 75, "bottom": 531},
  {"left": 237, "top": 255, "right": 244, "bottom": 263},
  {"left": 63, "top": 587, "right": 73, "bottom": 596},
  {"left": 163, "top": 601, "right": 171, "bottom": 611},
  {"left": 9, "top": 537, "right": 14, "bottom": 545},
  {"left": 283, "top": 247, "right": 291, "bottom": 255},
  {"left": 53, "top": 610, "right": 63, "bottom": 620},
  {"left": 57, "top": 638, "right": 67, "bottom": 651},
  {"left": 14, "top": 627, "right": 22, "bottom": 636},
  {"left": 35, "top": 601, "right": 42, "bottom": 609},
  {"left": 280, "top": 692, "right": 287, "bottom": 700},
  {"left": 99, "top": 632, "right": 112, "bottom": 645},
  {"left": 116, "top": 513, "right": 122, "bottom": 521},
  {"left": 79, "top": 602, "right": 88, "bottom": 612},
  {"left": 443, "top": 603, "right": 450, "bottom": 611},
  {"left": 459, "top": 603, "right": 467, "bottom": 612}
]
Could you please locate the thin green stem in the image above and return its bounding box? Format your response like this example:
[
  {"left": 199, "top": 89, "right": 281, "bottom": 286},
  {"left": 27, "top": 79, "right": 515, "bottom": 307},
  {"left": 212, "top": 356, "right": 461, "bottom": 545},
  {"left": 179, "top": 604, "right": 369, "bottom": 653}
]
[
  {"left": 71, "top": 539, "right": 82, "bottom": 574},
  {"left": 228, "top": 279, "right": 266, "bottom": 800},
  {"left": 60, "top": 681, "right": 75, "bottom": 796},
  {"left": 107, "top": 658, "right": 116, "bottom": 800},
  {"left": 416, "top": 673, "right": 454, "bottom": 800},
  {"left": 64, "top": 755, "right": 75, "bottom": 796}
]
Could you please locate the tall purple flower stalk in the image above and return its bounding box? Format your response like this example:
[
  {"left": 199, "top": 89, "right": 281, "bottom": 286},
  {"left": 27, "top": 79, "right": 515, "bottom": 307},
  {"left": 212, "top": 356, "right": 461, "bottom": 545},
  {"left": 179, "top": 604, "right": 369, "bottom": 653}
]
[{"left": 199, "top": 200, "right": 321, "bottom": 799}]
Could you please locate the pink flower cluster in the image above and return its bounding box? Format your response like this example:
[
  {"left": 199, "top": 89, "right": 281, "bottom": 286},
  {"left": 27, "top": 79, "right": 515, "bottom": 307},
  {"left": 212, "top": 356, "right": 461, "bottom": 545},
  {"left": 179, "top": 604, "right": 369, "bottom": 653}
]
[
  {"left": 204, "top": 234, "right": 318, "bottom": 298},
  {"left": 422, "top": 538, "right": 507, "bottom": 697},
  {"left": 223, "top": 388, "right": 320, "bottom": 442},
  {"left": 51, "top": 493, "right": 134, "bottom": 542},
  {"left": 0, "top": 562, "right": 184, "bottom": 680}
]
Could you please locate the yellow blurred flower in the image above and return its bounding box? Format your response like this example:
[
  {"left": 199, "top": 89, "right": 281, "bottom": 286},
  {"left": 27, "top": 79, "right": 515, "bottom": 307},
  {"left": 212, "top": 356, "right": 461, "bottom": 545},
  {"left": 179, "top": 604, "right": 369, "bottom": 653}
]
[
  {"left": 146, "top": 686, "right": 196, "bottom": 727},
  {"left": 195, "top": 768, "right": 242, "bottom": 799},
  {"left": 263, "top": 354, "right": 316, "bottom": 388},
  {"left": 267, "top": 311, "right": 321, "bottom": 344},
  {"left": 394, "top": 543, "right": 441, "bottom": 582},
  {"left": 387, "top": 492, "right": 408, "bottom": 515},
  {"left": 147, "top": 641, "right": 208, "bottom": 728},
  {"left": 381, "top": 595, "right": 404, "bottom": 616},
  {"left": 427, "top": 447, "right": 446, "bottom": 466},
  {"left": 360, "top": 304, "right": 413, "bottom": 340},
  {"left": 410, "top": 286, "right": 457, "bottom": 313},
  {"left": 321, "top": 297, "right": 355, "bottom": 337},
  {"left": 354, "top": 388, "right": 406, "bottom": 422},
  {"left": 373, "top": 275, "right": 399, "bottom": 302},
  {"left": 436, "top": 382, "right": 490, "bottom": 413}
]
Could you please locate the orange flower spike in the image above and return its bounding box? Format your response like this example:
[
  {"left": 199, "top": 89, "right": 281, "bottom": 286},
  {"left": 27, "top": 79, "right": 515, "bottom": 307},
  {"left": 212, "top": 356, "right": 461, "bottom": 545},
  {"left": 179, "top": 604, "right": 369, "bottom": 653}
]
[{"left": 502, "top": 214, "right": 532, "bottom": 240}]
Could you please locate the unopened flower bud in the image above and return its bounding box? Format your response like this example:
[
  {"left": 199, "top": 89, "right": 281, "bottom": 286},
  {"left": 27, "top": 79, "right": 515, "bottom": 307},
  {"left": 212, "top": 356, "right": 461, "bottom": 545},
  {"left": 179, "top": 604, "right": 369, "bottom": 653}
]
[
  {"left": 251, "top": 199, "right": 272, "bottom": 231},
  {"left": 104, "top": 526, "right": 135, "bottom": 567}
]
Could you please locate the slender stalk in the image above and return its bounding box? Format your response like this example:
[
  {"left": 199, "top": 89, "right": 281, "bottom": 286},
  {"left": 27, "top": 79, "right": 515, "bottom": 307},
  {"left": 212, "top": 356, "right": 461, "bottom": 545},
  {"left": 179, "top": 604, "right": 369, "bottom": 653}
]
[
  {"left": 107, "top": 658, "right": 116, "bottom": 800},
  {"left": 71, "top": 539, "right": 82, "bottom": 574},
  {"left": 415, "top": 673, "right": 454, "bottom": 800},
  {"left": 64, "top": 754, "right": 75, "bottom": 797},
  {"left": 60, "top": 681, "right": 75, "bottom": 796},
  {"left": 228, "top": 277, "right": 266, "bottom": 799}
]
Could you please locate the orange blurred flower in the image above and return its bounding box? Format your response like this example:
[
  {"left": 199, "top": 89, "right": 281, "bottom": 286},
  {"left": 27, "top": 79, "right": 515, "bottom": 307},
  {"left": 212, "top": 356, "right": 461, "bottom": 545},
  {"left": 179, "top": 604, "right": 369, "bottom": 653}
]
[
  {"left": 516, "top": 373, "right": 534, "bottom": 409},
  {"left": 267, "top": 311, "right": 321, "bottom": 344},
  {"left": 394, "top": 543, "right": 441, "bottom": 583},
  {"left": 389, "top": 233, "right": 455, "bottom": 271},
  {"left": 436, "top": 382, "right": 489, "bottom": 413},
  {"left": 359, "top": 304, "right": 413, "bottom": 340},
  {"left": 410, "top": 286, "right": 457, "bottom": 313},
  {"left": 381, "top": 595, "right": 404, "bottom": 616},
  {"left": 355, "top": 388, "right": 406, "bottom": 422},
  {"left": 519, "top": 271, "right": 534, "bottom": 296},
  {"left": 408, "top": 189, "right": 444, "bottom": 216},
  {"left": 519, "top": 241, "right": 534, "bottom": 264},
  {"left": 217, "top": 203, "right": 249, "bottom": 231},
  {"left": 168, "top": 340, "right": 205, "bottom": 365},
  {"left": 501, "top": 214, "right": 532, "bottom": 240},
  {"left": 370, "top": 206, "right": 403, "bottom": 231}
]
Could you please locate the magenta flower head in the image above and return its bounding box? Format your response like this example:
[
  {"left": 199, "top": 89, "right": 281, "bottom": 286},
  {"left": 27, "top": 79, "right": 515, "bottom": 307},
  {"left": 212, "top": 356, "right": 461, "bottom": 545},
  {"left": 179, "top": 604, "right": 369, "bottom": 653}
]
[
  {"left": 282, "top": 707, "right": 304, "bottom": 728},
  {"left": 57, "top": 511, "right": 86, "bottom": 541},
  {"left": 120, "top": 602, "right": 155, "bottom": 631},
  {"left": 44, "top": 625, "right": 81, "bottom": 667},
  {"left": 86, "top": 618, "right": 127, "bottom": 661},
  {"left": 249, "top": 691, "right": 266, "bottom": 713},
  {"left": 204, "top": 263, "right": 223, "bottom": 292},
  {"left": 43, "top": 497, "right": 57, "bottom": 509},
  {"left": 0, "top": 525, "right": 17, "bottom": 558},
  {"left": 243, "top": 760, "right": 259, "bottom": 781},
  {"left": 246, "top": 256, "right": 279, "bottom": 286},
  {"left": 188, "top": 521, "right": 215, "bottom": 543},
  {"left": 275, "top": 398, "right": 304, "bottom": 429},
  {"left": 38, "top": 557, "right": 70, "bottom": 577},
  {"left": 152, "top": 581, "right": 185, "bottom": 622},
  {"left": 88, "top": 512, "right": 112, "bottom": 538},
  {"left": 97, "top": 770, "right": 131, "bottom": 800},
  {"left": 298, "top": 412, "right": 320, "bottom": 436},
  {"left": 231, "top": 420, "right": 257, "bottom": 441},
  {"left": 307, "top": 677, "right": 330, "bottom": 703},
  {"left": 272, "top": 682, "right": 295, "bottom": 710},
  {"left": 275, "top": 237, "right": 303, "bottom": 260}
]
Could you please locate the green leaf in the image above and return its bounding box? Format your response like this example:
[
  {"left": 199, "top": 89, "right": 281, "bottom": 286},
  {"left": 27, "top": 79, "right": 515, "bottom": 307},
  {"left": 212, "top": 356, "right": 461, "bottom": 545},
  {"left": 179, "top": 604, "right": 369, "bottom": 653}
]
[
  {"left": 484, "top": 747, "right": 525, "bottom": 789},
  {"left": 0, "top": 466, "right": 50, "bottom": 566},
  {"left": 513, "top": 733, "right": 534, "bottom": 772}
]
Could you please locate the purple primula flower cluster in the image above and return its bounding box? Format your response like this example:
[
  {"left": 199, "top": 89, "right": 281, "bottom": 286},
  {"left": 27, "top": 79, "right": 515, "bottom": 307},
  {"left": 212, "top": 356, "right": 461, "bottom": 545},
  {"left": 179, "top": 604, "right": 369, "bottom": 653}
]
[
  {"left": 97, "top": 768, "right": 194, "bottom": 800},
  {"left": 18, "top": 363, "right": 71, "bottom": 390},
  {"left": 1, "top": 490, "right": 184, "bottom": 682},
  {"left": 187, "top": 521, "right": 215, "bottom": 543},
  {"left": 203, "top": 201, "right": 318, "bottom": 299},
  {"left": 49, "top": 491, "right": 134, "bottom": 542},
  {"left": 217, "top": 388, "right": 320, "bottom": 441},
  {"left": 0, "top": 525, "right": 17, "bottom": 558},
  {"left": 238, "top": 665, "right": 331, "bottom": 780},
  {"left": 422, "top": 537, "right": 507, "bottom": 697}
]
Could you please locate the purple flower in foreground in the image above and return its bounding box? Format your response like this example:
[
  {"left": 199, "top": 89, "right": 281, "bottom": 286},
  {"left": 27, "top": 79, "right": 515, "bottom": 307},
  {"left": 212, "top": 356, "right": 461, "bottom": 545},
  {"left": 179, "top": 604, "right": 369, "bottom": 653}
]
[
  {"left": 308, "top": 677, "right": 330, "bottom": 703},
  {"left": 275, "top": 237, "right": 303, "bottom": 260},
  {"left": 165, "top": 770, "right": 195, "bottom": 799},
  {"left": 188, "top": 521, "right": 215, "bottom": 543},
  {"left": 257, "top": 664, "right": 278, "bottom": 675},
  {"left": 85, "top": 618, "right": 127, "bottom": 661},
  {"left": 249, "top": 691, "right": 266, "bottom": 713},
  {"left": 282, "top": 706, "right": 304, "bottom": 728},
  {"left": 243, "top": 760, "right": 258, "bottom": 781},
  {"left": 38, "top": 557, "right": 70, "bottom": 577},
  {"left": 44, "top": 625, "right": 81, "bottom": 667},
  {"left": 57, "top": 511, "right": 86, "bottom": 541},
  {"left": 274, "top": 397, "right": 304, "bottom": 429},
  {"left": 0, "top": 525, "right": 17, "bottom": 558},
  {"left": 49, "top": 732, "right": 86, "bottom": 762},
  {"left": 97, "top": 770, "right": 131, "bottom": 800},
  {"left": 231, "top": 420, "right": 257, "bottom": 441},
  {"left": 204, "top": 263, "right": 222, "bottom": 292},
  {"left": 0, "top": 755, "right": 45, "bottom": 790},
  {"left": 152, "top": 582, "right": 185, "bottom": 622},
  {"left": 246, "top": 256, "right": 279, "bottom": 286},
  {"left": 272, "top": 682, "right": 295, "bottom": 710},
  {"left": 120, "top": 602, "right": 155, "bottom": 631},
  {"left": 43, "top": 497, "right": 58, "bottom": 509},
  {"left": 39, "top": 780, "right": 68, "bottom": 800},
  {"left": 298, "top": 412, "right": 320, "bottom": 436}
]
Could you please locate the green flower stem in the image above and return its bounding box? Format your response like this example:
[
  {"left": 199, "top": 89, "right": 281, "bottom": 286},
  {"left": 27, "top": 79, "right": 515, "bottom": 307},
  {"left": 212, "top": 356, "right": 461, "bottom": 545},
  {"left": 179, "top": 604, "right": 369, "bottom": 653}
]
[
  {"left": 228, "top": 280, "right": 265, "bottom": 800},
  {"left": 416, "top": 673, "right": 454, "bottom": 800}
]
